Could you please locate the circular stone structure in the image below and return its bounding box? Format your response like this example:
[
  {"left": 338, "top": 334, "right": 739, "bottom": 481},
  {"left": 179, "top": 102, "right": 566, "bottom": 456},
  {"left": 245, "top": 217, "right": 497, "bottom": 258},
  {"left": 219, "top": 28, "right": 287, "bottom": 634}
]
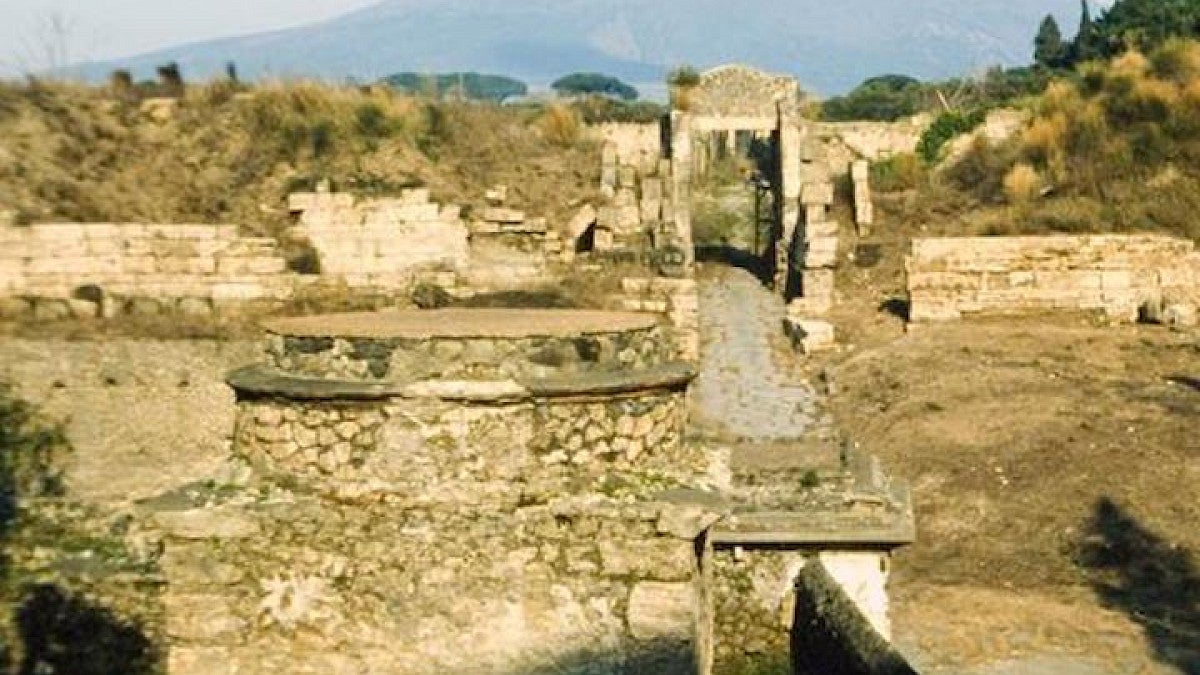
[
  {"left": 227, "top": 308, "right": 700, "bottom": 501},
  {"left": 260, "top": 308, "right": 674, "bottom": 381}
]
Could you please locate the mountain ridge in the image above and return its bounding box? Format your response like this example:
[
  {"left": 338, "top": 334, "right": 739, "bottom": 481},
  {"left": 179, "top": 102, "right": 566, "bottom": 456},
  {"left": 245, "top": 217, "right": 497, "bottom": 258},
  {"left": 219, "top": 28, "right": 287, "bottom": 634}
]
[{"left": 67, "top": 0, "right": 1085, "bottom": 95}]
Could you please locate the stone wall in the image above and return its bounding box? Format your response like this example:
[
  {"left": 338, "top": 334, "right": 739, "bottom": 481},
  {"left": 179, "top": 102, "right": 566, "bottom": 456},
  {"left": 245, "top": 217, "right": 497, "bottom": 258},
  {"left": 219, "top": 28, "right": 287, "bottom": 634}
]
[
  {"left": 711, "top": 549, "right": 894, "bottom": 674},
  {"left": 590, "top": 122, "right": 665, "bottom": 167},
  {"left": 152, "top": 309, "right": 724, "bottom": 674},
  {"left": 685, "top": 65, "right": 802, "bottom": 119},
  {"left": 0, "top": 223, "right": 289, "bottom": 318},
  {"left": 157, "top": 494, "right": 713, "bottom": 675},
  {"left": 288, "top": 188, "right": 470, "bottom": 290},
  {"left": 617, "top": 278, "right": 701, "bottom": 362},
  {"left": 906, "top": 234, "right": 1200, "bottom": 322},
  {"left": 814, "top": 115, "right": 932, "bottom": 161}
]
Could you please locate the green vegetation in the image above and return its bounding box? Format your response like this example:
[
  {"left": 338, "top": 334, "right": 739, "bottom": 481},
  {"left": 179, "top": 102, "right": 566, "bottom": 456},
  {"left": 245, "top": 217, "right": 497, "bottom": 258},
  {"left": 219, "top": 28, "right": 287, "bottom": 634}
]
[
  {"left": 551, "top": 73, "right": 638, "bottom": 101},
  {"left": 667, "top": 65, "right": 701, "bottom": 88},
  {"left": 1035, "top": 15, "right": 1069, "bottom": 68},
  {"left": 822, "top": 74, "right": 923, "bottom": 121},
  {"left": 380, "top": 72, "right": 527, "bottom": 102},
  {"left": 570, "top": 95, "right": 665, "bottom": 124},
  {"left": 917, "top": 108, "right": 987, "bottom": 163},
  {"left": 891, "top": 39, "right": 1200, "bottom": 241}
]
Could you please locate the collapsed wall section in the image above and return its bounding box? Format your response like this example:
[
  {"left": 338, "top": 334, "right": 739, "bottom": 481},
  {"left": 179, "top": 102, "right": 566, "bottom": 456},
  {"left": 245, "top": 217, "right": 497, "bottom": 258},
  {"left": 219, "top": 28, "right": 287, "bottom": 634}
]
[{"left": 906, "top": 234, "right": 1200, "bottom": 323}]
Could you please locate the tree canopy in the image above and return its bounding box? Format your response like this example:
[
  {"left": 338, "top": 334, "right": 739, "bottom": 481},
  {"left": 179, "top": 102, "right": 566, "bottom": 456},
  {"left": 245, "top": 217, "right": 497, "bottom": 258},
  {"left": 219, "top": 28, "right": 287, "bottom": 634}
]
[
  {"left": 380, "top": 73, "right": 528, "bottom": 102},
  {"left": 821, "top": 74, "right": 923, "bottom": 121},
  {"left": 1035, "top": 15, "right": 1069, "bottom": 67},
  {"left": 551, "top": 73, "right": 639, "bottom": 101}
]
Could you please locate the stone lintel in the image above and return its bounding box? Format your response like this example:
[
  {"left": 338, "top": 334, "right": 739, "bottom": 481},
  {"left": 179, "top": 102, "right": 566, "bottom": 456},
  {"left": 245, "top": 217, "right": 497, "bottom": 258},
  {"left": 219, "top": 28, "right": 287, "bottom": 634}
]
[{"left": 711, "top": 509, "right": 915, "bottom": 549}]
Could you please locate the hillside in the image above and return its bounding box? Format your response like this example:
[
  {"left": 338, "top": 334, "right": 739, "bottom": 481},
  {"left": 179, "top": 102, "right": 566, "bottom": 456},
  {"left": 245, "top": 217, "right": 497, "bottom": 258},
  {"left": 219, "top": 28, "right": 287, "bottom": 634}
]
[
  {"left": 0, "top": 80, "right": 599, "bottom": 241},
  {"left": 68, "top": 0, "right": 1085, "bottom": 95}
]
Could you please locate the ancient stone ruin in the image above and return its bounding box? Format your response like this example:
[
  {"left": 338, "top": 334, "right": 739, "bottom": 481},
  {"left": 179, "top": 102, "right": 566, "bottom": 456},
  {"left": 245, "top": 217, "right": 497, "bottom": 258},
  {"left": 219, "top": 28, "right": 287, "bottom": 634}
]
[
  {"left": 906, "top": 234, "right": 1200, "bottom": 325},
  {"left": 140, "top": 306, "right": 912, "bottom": 674}
]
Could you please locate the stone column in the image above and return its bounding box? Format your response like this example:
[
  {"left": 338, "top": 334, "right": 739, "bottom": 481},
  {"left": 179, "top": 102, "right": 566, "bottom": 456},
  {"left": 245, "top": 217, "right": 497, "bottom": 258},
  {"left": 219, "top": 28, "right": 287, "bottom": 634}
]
[
  {"left": 670, "top": 111, "right": 696, "bottom": 268},
  {"left": 775, "top": 106, "right": 804, "bottom": 295}
]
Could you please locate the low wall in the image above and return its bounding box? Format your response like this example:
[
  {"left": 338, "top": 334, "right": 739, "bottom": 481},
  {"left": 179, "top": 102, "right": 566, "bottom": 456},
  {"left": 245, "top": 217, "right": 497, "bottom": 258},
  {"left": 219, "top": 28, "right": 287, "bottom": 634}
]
[
  {"left": 289, "top": 189, "right": 469, "bottom": 290},
  {"left": 0, "top": 223, "right": 288, "bottom": 317},
  {"left": 814, "top": 115, "right": 932, "bottom": 161},
  {"left": 618, "top": 278, "right": 701, "bottom": 362},
  {"left": 907, "top": 234, "right": 1200, "bottom": 322}
]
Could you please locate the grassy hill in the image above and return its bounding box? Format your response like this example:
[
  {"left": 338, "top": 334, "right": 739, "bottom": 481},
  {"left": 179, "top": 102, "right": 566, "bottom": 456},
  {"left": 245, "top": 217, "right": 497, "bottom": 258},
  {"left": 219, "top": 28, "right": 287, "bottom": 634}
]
[{"left": 0, "top": 79, "right": 599, "bottom": 240}]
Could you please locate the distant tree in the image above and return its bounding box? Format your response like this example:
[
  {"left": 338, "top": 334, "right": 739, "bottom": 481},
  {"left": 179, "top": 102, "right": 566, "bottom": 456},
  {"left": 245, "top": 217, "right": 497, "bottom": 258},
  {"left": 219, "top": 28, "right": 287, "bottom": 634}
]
[
  {"left": 156, "top": 62, "right": 184, "bottom": 97},
  {"left": 1072, "top": 0, "right": 1104, "bottom": 62},
  {"left": 1034, "top": 15, "right": 1069, "bottom": 67},
  {"left": 225, "top": 62, "right": 239, "bottom": 83},
  {"left": 381, "top": 72, "right": 527, "bottom": 102},
  {"left": 551, "top": 72, "right": 639, "bottom": 101},
  {"left": 822, "top": 74, "right": 923, "bottom": 121},
  {"left": 667, "top": 65, "right": 701, "bottom": 88},
  {"left": 1091, "top": 0, "right": 1200, "bottom": 55}
]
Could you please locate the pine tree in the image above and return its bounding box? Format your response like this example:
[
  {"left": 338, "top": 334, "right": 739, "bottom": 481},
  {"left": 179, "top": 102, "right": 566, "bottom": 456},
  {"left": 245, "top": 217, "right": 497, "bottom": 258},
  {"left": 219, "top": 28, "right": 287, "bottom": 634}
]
[
  {"left": 1034, "top": 15, "right": 1067, "bottom": 67},
  {"left": 1073, "top": 0, "right": 1102, "bottom": 62}
]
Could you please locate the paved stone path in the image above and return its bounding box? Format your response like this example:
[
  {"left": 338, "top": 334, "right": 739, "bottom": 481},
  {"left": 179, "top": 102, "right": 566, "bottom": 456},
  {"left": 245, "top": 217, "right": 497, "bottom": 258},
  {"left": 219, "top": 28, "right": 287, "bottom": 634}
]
[{"left": 691, "top": 265, "right": 821, "bottom": 440}]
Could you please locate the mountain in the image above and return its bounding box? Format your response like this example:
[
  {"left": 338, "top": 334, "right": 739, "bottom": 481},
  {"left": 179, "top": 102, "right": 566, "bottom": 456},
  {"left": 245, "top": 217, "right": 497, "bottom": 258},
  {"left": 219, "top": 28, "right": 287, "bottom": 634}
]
[{"left": 67, "top": 0, "right": 1087, "bottom": 96}]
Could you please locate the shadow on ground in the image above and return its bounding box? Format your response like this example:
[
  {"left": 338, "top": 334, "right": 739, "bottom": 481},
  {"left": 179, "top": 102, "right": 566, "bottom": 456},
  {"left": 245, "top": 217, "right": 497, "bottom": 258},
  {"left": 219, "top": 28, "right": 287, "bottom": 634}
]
[
  {"left": 1167, "top": 375, "right": 1200, "bottom": 393},
  {"left": 1076, "top": 497, "right": 1200, "bottom": 674},
  {"left": 518, "top": 638, "right": 696, "bottom": 675},
  {"left": 696, "top": 245, "right": 774, "bottom": 286},
  {"left": 0, "top": 384, "right": 160, "bottom": 674}
]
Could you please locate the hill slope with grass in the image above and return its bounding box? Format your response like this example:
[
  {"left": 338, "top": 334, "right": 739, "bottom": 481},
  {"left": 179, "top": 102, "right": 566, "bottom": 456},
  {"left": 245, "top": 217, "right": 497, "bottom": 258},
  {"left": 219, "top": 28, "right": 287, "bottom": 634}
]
[
  {"left": 875, "top": 39, "right": 1200, "bottom": 243},
  {"left": 0, "top": 81, "right": 598, "bottom": 240}
]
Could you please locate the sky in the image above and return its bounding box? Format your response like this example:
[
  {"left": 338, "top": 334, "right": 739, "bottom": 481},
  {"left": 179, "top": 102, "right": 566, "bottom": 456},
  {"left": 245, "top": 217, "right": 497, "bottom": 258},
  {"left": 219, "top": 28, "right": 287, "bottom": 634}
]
[{"left": 0, "top": 0, "right": 381, "bottom": 75}]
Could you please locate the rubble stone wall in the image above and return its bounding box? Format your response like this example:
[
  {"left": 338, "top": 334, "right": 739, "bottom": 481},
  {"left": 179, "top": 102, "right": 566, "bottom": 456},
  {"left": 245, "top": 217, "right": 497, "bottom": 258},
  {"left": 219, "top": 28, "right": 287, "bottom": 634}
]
[
  {"left": 157, "top": 312, "right": 720, "bottom": 674},
  {"left": 906, "top": 234, "right": 1200, "bottom": 322},
  {"left": 159, "top": 494, "right": 709, "bottom": 675},
  {"left": 0, "top": 223, "right": 289, "bottom": 317},
  {"left": 710, "top": 549, "right": 892, "bottom": 674},
  {"left": 618, "top": 278, "right": 701, "bottom": 362}
]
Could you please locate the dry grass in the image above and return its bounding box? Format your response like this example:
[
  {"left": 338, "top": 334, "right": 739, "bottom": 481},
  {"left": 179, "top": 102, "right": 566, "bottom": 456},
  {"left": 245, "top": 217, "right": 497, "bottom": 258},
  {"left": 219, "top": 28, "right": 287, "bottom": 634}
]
[
  {"left": 0, "top": 78, "right": 600, "bottom": 239},
  {"left": 1002, "top": 162, "right": 1041, "bottom": 204}
]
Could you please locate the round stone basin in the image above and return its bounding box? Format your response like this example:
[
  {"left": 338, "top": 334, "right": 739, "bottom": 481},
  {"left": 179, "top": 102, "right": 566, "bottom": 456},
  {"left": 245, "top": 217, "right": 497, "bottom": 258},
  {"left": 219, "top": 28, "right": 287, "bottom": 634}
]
[{"left": 261, "top": 308, "right": 675, "bottom": 381}]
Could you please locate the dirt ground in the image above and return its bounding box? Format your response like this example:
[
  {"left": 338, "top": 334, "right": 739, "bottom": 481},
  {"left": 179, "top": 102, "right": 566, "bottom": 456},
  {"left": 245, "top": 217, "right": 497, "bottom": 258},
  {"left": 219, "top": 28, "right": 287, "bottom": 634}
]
[{"left": 784, "top": 219, "right": 1200, "bottom": 672}]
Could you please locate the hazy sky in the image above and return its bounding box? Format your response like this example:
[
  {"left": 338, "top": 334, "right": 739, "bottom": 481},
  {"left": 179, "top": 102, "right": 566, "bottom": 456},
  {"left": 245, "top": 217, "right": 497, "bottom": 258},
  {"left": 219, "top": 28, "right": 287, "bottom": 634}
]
[{"left": 0, "top": 0, "right": 381, "bottom": 74}]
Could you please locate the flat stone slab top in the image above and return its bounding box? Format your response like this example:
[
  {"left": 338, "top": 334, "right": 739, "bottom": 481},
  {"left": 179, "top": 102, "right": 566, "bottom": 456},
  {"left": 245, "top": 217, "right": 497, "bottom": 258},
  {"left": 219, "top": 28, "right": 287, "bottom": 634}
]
[{"left": 263, "top": 309, "right": 657, "bottom": 339}]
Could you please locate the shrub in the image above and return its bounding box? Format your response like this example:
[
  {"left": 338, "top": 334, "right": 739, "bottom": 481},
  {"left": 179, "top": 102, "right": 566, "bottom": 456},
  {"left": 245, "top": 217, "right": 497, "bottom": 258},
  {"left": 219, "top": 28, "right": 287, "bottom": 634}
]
[
  {"left": 667, "top": 66, "right": 700, "bottom": 88},
  {"left": 917, "top": 108, "right": 986, "bottom": 163},
  {"left": 1003, "top": 162, "right": 1042, "bottom": 204},
  {"left": 870, "top": 153, "right": 926, "bottom": 192},
  {"left": 537, "top": 103, "right": 581, "bottom": 147}
]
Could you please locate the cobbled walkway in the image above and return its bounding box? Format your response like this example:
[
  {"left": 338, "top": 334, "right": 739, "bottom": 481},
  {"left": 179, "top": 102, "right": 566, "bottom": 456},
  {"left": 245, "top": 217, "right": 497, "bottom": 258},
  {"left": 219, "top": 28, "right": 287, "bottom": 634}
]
[{"left": 691, "top": 265, "right": 821, "bottom": 440}]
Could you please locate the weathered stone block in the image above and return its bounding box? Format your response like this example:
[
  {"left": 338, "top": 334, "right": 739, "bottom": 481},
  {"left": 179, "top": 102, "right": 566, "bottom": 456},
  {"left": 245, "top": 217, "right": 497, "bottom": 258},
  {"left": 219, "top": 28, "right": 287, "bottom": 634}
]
[
  {"left": 485, "top": 185, "right": 508, "bottom": 205},
  {"left": 851, "top": 160, "right": 870, "bottom": 182},
  {"left": 153, "top": 506, "right": 260, "bottom": 539},
  {"left": 482, "top": 207, "right": 525, "bottom": 224},
  {"left": 165, "top": 592, "right": 246, "bottom": 641},
  {"left": 801, "top": 182, "right": 834, "bottom": 206},
  {"left": 598, "top": 539, "right": 695, "bottom": 581},
  {"left": 786, "top": 318, "right": 836, "bottom": 354},
  {"left": 627, "top": 582, "right": 696, "bottom": 641},
  {"left": 567, "top": 204, "right": 598, "bottom": 241}
]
